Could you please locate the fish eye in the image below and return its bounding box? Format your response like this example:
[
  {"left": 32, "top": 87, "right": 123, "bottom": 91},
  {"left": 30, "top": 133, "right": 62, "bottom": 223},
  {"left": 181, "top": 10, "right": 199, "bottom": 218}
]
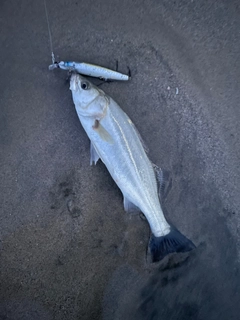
[{"left": 81, "top": 81, "right": 89, "bottom": 90}]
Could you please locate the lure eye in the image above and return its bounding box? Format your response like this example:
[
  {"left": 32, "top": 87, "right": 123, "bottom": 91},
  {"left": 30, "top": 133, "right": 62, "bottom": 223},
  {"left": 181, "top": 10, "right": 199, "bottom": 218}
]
[{"left": 81, "top": 81, "right": 89, "bottom": 90}]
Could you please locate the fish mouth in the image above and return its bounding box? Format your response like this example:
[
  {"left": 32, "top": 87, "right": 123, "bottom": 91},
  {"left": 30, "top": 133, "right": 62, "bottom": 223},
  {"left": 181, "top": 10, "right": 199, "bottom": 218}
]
[{"left": 70, "top": 72, "right": 81, "bottom": 92}]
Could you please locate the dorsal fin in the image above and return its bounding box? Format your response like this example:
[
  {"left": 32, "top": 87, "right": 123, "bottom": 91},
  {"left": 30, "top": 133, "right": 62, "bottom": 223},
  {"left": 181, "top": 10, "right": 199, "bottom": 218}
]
[
  {"left": 152, "top": 163, "right": 172, "bottom": 203},
  {"left": 128, "top": 118, "right": 149, "bottom": 154}
]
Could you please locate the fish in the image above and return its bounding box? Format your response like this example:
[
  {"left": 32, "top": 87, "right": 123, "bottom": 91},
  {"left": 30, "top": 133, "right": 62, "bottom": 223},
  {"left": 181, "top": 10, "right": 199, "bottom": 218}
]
[
  {"left": 69, "top": 73, "right": 195, "bottom": 262},
  {"left": 49, "top": 61, "right": 130, "bottom": 81}
]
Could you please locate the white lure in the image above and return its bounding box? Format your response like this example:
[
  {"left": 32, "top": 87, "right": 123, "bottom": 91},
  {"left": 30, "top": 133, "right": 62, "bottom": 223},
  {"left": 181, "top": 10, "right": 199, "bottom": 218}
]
[{"left": 49, "top": 61, "right": 130, "bottom": 81}]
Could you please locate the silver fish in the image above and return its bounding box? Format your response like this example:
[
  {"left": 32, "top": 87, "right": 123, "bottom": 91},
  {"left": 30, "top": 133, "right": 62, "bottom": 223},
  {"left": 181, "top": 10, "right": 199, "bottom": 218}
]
[{"left": 69, "top": 73, "right": 195, "bottom": 262}]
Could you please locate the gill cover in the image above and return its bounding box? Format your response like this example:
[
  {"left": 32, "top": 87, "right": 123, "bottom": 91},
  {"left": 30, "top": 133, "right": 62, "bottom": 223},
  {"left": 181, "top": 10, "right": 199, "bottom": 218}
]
[{"left": 70, "top": 73, "right": 110, "bottom": 118}]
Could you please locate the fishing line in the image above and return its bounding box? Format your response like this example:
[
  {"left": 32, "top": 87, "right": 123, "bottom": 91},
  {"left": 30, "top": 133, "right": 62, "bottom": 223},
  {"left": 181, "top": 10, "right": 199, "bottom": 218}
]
[{"left": 43, "top": 0, "right": 55, "bottom": 64}]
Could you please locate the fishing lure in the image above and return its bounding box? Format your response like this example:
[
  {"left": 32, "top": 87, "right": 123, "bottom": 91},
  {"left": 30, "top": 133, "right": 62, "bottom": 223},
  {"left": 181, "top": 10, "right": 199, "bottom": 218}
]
[
  {"left": 49, "top": 61, "right": 130, "bottom": 81},
  {"left": 43, "top": 0, "right": 129, "bottom": 81}
]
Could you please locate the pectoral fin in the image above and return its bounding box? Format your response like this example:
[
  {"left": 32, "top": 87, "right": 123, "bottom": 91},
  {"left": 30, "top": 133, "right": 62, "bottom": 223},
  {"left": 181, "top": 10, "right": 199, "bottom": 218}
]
[
  {"left": 93, "top": 120, "right": 114, "bottom": 144},
  {"left": 90, "top": 142, "right": 100, "bottom": 166}
]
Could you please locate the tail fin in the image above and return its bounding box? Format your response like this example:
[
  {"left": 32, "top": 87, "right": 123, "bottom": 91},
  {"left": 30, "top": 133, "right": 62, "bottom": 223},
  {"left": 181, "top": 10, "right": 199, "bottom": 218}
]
[{"left": 149, "top": 227, "right": 195, "bottom": 263}]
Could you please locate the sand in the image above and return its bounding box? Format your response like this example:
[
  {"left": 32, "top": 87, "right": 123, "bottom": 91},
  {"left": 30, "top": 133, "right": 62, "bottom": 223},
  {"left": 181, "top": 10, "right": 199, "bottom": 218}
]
[{"left": 1, "top": 0, "right": 240, "bottom": 319}]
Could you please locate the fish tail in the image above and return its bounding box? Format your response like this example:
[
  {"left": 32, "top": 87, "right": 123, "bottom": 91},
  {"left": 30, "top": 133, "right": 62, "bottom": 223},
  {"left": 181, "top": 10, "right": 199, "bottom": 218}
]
[{"left": 149, "top": 227, "right": 195, "bottom": 263}]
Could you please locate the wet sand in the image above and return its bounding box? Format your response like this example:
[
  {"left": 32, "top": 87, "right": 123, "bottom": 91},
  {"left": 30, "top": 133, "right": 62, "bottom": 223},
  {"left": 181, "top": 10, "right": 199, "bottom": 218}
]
[{"left": 1, "top": 0, "right": 240, "bottom": 319}]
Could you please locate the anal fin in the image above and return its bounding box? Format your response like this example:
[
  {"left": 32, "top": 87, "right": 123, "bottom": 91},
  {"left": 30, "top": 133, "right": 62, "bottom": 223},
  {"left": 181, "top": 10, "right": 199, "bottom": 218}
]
[{"left": 123, "top": 196, "right": 140, "bottom": 213}]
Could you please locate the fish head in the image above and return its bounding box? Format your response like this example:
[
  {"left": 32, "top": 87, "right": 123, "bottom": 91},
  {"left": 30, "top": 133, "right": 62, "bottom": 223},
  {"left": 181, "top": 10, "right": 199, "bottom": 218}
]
[{"left": 70, "top": 73, "right": 100, "bottom": 109}]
